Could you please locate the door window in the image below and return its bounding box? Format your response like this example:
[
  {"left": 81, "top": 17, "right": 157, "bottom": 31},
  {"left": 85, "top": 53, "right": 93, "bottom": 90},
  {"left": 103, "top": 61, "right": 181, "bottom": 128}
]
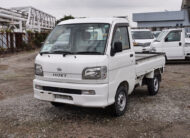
[
  {"left": 112, "top": 27, "right": 130, "bottom": 50},
  {"left": 166, "top": 31, "right": 181, "bottom": 42}
]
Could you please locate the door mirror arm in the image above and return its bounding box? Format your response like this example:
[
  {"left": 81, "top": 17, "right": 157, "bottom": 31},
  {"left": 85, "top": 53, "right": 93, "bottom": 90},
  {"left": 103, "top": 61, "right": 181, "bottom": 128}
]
[
  {"left": 110, "top": 48, "right": 115, "bottom": 56},
  {"left": 179, "top": 42, "right": 182, "bottom": 46}
]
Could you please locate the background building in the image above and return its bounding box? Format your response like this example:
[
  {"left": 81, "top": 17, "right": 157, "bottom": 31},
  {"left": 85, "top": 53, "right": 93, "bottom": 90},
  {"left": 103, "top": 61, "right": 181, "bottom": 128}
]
[
  {"left": 133, "top": 0, "right": 190, "bottom": 32},
  {"left": 0, "top": 6, "right": 56, "bottom": 32}
]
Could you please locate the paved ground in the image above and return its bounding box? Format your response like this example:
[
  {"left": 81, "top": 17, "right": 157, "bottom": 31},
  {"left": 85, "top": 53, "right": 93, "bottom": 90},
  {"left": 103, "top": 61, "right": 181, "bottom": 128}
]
[{"left": 0, "top": 50, "right": 190, "bottom": 138}]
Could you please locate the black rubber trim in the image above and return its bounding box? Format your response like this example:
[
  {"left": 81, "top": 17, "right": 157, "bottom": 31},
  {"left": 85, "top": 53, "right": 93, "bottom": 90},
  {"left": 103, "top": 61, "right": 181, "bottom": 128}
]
[{"left": 43, "top": 86, "right": 82, "bottom": 95}]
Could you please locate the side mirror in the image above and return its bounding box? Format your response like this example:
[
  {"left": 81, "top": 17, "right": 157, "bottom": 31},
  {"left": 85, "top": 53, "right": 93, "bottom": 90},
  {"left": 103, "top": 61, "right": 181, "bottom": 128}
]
[
  {"left": 165, "top": 37, "right": 168, "bottom": 42},
  {"left": 111, "top": 42, "right": 123, "bottom": 56}
]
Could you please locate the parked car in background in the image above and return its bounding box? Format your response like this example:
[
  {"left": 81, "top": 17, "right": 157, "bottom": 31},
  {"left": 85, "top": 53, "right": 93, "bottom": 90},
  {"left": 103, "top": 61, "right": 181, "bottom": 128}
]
[
  {"left": 151, "top": 28, "right": 190, "bottom": 60},
  {"left": 131, "top": 29, "right": 155, "bottom": 52},
  {"left": 153, "top": 31, "right": 161, "bottom": 38},
  {"left": 186, "top": 32, "right": 190, "bottom": 38},
  {"left": 33, "top": 18, "right": 165, "bottom": 116}
]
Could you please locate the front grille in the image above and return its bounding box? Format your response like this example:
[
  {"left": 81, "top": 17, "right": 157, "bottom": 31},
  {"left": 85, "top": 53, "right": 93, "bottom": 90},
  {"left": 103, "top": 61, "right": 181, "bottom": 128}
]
[{"left": 43, "top": 86, "right": 82, "bottom": 95}]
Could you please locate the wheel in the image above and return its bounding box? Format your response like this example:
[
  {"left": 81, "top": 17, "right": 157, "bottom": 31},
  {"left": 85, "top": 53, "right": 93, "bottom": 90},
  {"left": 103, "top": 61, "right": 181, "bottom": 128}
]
[
  {"left": 51, "top": 102, "right": 64, "bottom": 107},
  {"left": 111, "top": 85, "right": 128, "bottom": 117},
  {"left": 147, "top": 76, "right": 160, "bottom": 96}
]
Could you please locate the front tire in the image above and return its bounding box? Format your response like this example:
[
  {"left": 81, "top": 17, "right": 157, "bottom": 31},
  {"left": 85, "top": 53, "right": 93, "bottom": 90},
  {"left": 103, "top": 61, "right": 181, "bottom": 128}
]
[
  {"left": 147, "top": 76, "right": 160, "bottom": 96},
  {"left": 111, "top": 85, "right": 128, "bottom": 117}
]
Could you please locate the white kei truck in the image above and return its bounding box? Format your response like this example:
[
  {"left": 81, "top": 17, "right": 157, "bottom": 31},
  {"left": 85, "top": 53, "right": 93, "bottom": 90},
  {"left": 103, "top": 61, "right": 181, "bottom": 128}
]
[
  {"left": 33, "top": 18, "right": 165, "bottom": 116},
  {"left": 151, "top": 28, "right": 190, "bottom": 60}
]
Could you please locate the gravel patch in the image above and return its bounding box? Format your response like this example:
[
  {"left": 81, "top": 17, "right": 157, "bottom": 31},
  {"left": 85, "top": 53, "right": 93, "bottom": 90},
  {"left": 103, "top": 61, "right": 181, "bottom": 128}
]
[{"left": 0, "top": 51, "right": 190, "bottom": 138}]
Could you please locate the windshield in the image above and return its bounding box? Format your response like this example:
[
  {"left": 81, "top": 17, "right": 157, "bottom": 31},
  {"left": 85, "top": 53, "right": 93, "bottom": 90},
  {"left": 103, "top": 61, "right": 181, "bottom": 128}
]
[
  {"left": 153, "top": 32, "right": 161, "bottom": 38},
  {"left": 132, "top": 31, "right": 154, "bottom": 39},
  {"left": 156, "top": 30, "right": 168, "bottom": 42},
  {"left": 41, "top": 23, "right": 110, "bottom": 55}
]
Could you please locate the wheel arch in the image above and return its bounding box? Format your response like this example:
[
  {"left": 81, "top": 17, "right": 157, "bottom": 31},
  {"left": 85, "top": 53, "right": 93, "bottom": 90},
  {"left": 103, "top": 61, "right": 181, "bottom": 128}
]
[
  {"left": 116, "top": 81, "right": 129, "bottom": 95},
  {"left": 154, "top": 68, "right": 162, "bottom": 82}
]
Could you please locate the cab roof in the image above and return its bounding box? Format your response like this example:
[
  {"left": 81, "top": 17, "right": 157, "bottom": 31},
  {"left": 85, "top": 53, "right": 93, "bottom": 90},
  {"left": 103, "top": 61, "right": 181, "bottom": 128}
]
[
  {"left": 58, "top": 17, "right": 129, "bottom": 25},
  {"left": 162, "top": 28, "right": 183, "bottom": 32},
  {"left": 131, "top": 29, "right": 151, "bottom": 32}
]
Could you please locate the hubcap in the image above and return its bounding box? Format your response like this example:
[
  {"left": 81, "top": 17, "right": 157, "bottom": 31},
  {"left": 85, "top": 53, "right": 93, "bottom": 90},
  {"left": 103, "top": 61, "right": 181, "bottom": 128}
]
[
  {"left": 117, "top": 91, "right": 126, "bottom": 111},
  {"left": 154, "top": 78, "right": 159, "bottom": 92}
]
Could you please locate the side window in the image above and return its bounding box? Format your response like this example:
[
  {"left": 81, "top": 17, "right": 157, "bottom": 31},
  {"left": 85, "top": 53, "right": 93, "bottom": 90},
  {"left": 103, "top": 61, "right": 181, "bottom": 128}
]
[
  {"left": 166, "top": 31, "right": 181, "bottom": 42},
  {"left": 112, "top": 26, "right": 130, "bottom": 50}
]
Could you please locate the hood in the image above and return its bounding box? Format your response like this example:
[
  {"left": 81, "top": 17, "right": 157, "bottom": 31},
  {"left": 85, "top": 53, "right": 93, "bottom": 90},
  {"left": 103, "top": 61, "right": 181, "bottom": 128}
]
[
  {"left": 151, "top": 41, "right": 162, "bottom": 47},
  {"left": 185, "top": 38, "right": 190, "bottom": 44},
  {"left": 150, "top": 41, "right": 163, "bottom": 52},
  {"left": 134, "top": 39, "right": 154, "bottom": 43}
]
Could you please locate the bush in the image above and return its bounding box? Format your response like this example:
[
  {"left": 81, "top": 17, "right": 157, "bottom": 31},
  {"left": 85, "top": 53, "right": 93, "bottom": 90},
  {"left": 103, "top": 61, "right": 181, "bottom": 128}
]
[
  {"left": 20, "top": 41, "right": 35, "bottom": 51},
  {"left": 0, "top": 47, "right": 6, "bottom": 54},
  {"left": 29, "top": 32, "right": 49, "bottom": 48}
]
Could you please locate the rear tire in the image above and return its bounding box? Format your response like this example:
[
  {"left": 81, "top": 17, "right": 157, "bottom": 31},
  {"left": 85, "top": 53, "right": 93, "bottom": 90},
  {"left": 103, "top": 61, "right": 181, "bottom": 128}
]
[
  {"left": 111, "top": 85, "right": 128, "bottom": 117},
  {"left": 51, "top": 102, "right": 64, "bottom": 107},
  {"left": 147, "top": 76, "right": 160, "bottom": 96}
]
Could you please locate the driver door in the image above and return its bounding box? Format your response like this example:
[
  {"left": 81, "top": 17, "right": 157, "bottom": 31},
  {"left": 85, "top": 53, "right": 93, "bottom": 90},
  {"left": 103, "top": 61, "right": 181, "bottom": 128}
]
[
  {"left": 163, "top": 30, "right": 185, "bottom": 60},
  {"left": 108, "top": 24, "right": 135, "bottom": 104}
]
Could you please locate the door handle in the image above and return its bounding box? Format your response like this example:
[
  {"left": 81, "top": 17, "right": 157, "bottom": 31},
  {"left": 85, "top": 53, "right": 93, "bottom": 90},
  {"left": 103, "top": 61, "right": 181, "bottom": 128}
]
[
  {"left": 130, "top": 54, "right": 134, "bottom": 57},
  {"left": 179, "top": 42, "right": 182, "bottom": 46}
]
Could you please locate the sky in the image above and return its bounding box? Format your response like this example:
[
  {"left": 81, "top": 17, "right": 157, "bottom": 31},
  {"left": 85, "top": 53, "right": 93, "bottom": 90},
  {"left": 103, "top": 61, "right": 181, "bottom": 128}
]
[{"left": 1, "top": 0, "right": 182, "bottom": 26}]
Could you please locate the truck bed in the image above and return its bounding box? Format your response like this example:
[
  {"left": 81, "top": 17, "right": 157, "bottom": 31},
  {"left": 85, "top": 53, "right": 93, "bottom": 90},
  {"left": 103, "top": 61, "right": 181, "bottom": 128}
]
[{"left": 135, "top": 52, "right": 165, "bottom": 77}]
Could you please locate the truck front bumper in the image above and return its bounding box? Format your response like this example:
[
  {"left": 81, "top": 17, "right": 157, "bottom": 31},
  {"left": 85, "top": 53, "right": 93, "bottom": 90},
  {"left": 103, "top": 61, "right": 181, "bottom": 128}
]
[{"left": 33, "top": 79, "right": 109, "bottom": 108}]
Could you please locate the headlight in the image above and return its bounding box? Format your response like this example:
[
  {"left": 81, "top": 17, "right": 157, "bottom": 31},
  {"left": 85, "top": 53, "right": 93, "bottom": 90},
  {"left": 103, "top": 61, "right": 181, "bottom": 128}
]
[
  {"left": 133, "top": 42, "right": 151, "bottom": 47},
  {"left": 82, "top": 66, "right": 107, "bottom": 80},
  {"left": 133, "top": 42, "right": 142, "bottom": 46},
  {"left": 144, "top": 42, "right": 151, "bottom": 47},
  {"left": 133, "top": 42, "right": 138, "bottom": 46},
  {"left": 35, "top": 64, "right": 43, "bottom": 76}
]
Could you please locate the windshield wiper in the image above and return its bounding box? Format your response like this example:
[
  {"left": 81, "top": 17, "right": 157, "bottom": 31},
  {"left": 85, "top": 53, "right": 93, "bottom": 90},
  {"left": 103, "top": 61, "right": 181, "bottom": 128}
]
[
  {"left": 40, "top": 51, "right": 51, "bottom": 56},
  {"left": 75, "top": 51, "right": 102, "bottom": 55},
  {"left": 51, "top": 50, "right": 73, "bottom": 56}
]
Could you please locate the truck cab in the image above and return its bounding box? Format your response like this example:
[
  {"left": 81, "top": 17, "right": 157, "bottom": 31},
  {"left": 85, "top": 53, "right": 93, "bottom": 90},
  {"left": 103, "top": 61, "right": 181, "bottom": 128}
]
[
  {"left": 33, "top": 18, "right": 165, "bottom": 116},
  {"left": 151, "top": 28, "right": 190, "bottom": 60}
]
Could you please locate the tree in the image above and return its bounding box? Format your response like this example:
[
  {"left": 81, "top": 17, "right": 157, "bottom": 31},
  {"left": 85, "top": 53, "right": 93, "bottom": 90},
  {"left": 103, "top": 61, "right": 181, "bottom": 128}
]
[{"left": 56, "top": 15, "right": 75, "bottom": 24}]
